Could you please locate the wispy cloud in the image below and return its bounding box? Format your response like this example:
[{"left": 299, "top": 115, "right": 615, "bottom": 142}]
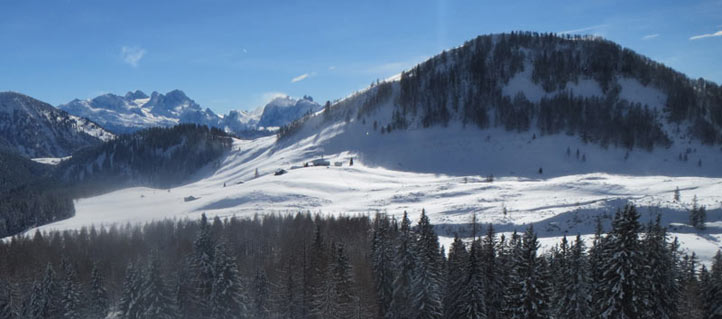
[
  {"left": 690, "top": 30, "right": 722, "bottom": 40},
  {"left": 558, "top": 24, "right": 608, "bottom": 35},
  {"left": 328, "top": 66, "right": 336, "bottom": 70},
  {"left": 291, "top": 72, "right": 316, "bottom": 83},
  {"left": 262, "top": 92, "right": 287, "bottom": 103},
  {"left": 642, "top": 34, "right": 660, "bottom": 40},
  {"left": 121, "top": 46, "right": 146, "bottom": 67}
]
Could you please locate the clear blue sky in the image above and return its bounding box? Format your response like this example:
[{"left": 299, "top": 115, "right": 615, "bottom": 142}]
[{"left": 1, "top": 0, "right": 721, "bottom": 113}]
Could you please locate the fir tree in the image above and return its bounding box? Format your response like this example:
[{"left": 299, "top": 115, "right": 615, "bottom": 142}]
[
  {"left": 371, "top": 213, "right": 395, "bottom": 318},
  {"left": 140, "top": 252, "right": 176, "bottom": 319},
  {"left": 87, "top": 263, "right": 109, "bottom": 319},
  {"left": 444, "top": 234, "right": 469, "bottom": 319},
  {"left": 333, "top": 244, "right": 356, "bottom": 318},
  {"left": 387, "top": 212, "right": 415, "bottom": 319},
  {"left": 59, "top": 259, "right": 82, "bottom": 319},
  {"left": 557, "top": 234, "right": 591, "bottom": 319},
  {"left": 598, "top": 205, "right": 646, "bottom": 319},
  {"left": 251, "top": 269, "right": 270, "bottom": 319},
  {"left": 190, "top": 213, "right": 216, "bottom": 317},
  {"left": 704, "top": 251, "right": 722, "bottom": 318},
  {"left": 118, "top": 262, "right": 143, "bottom": 319},
  {"left": 641, "top": 216, "right": 678, "bottom": 318},
  {"left": 481, "top": 225, "right": 503, "bottom": 319},
  {"left": 210, "top": 244, "right": 247, "bottom": 319},
  {"left": 412, "top": 210, "right": 444, "bottom": 319},
  {"left": 459, "top": 239, "right": 487, "bottom": 319},
  {"left": 509, "top": 226, "right": 550, "bottom": 319}
]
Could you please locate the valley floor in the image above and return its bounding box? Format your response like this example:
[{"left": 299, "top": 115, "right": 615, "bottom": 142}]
[{"left": 23, "top": 137, "right": 722, "bottom": 264}]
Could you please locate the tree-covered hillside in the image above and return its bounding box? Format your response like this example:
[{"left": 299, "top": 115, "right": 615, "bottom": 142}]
[
  {"left": 56, "top": 124, "right": 233, "bottom": 196},
  {"left": 282, "top": 32, "right": 722, "bottom": 150}
]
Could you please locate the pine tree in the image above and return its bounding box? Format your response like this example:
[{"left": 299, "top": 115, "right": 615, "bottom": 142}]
[
  {"left": 118, "top": 262, "right": 143, "bottom": 319},
  {"left": 704, "top": 251, "right": 722, "bottom": 318},
  {"left": 0, "top": 281, "right": 16, "bottom": 319},
  {"left": 412, "top": 210, "right": 444, "bottom": 319},
  {"left": 557, "top": 234, "right": 591, "bottom": 319},
  {"left": 598, "top": 205, "right": 646, "bottom": 319},
  {"left": 140, "top": 252, "right": 176, "bottom": 319},
  {"left": 190, "top": 213, "right": 216, "bottom": 317},
  {"left": 444, "top": 234, "right": 469, "bottom": 319},
  {"left": 29, "top": 264, "right": 62, "bottom": 319},
  {"left": 251, "top": 269, "right": 270, "bottom": 319},
  {"left": 459, "top": 239, "right": 487, "bottom": 319},
  {"left": 371, "top": 213, "right": 395, "bottom": 318},
  {"left": 481, "top": 225, "right": 503, "bottom": 319},
  {"left": 332, "top": 244, "right": 356, "bottom": 318},
  {"left": 641, "top": 216, "right": 678, "bottom": 318},
  {"left": 509, "top": 226, "right": 550, "bottom": 319},
  {"left": 678, "top": 253, "right": 704, "bottom": 319},
  {"left": 87, "top": 263, "right": 109, "bottom": 319},
  {"left": 312, "top": 258, "right": 340, "bottom": 319},
  {"left": 387, "top": 212, "right": 415, "bottom": 319},
  {"left": 210, "top": 244, "right": 247, "bottom": 319},
  {"left": 59, "top": 259, "right": 82, "bottom": 319}
]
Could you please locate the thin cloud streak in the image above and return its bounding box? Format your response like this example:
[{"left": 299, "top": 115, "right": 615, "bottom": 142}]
[
  {"left": 642, "top": 34, "right": 660, "bottom": 40},
  {"left": 121, "top": 46, "right": 146, "bottom": 67},
  {"left": 558, "top": 24, "right": 608, "bottom": 35},
  {"left": 690, "top": 30, "right": 722, "bottom": 40}
]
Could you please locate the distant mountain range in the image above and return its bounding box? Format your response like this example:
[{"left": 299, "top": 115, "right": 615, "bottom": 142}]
[
  {"left": 59, "top": 90, "right": 322, "bottom": 136},
  {"left": 0, "top": 92, "right": 113, "bottom": 158}
]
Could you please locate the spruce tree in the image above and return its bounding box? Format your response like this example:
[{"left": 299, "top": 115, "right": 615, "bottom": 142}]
[
  {"left": 598, "top": 205, "right": 646, "bottom": 319},
  {"left": 509, "top": 226, "right": 550, "bottom": 319},
  {"left": 87, "top": 263, "right": 109, "bottom": 319},
  {"left": 251, "top": 269, "right": 270, "bottom": 319},
  {"left": 444, "top": 234, "right": 469, "bottom": 319},
  {"left": 704, "top": 251, "right": 722, "bottom": 318},
  {"left": 411, "top": 210, "right": 444, "bottom": 319},
  {"left": 459, "top": 239, "right": 487, "bottom": 319},
  {"left": 641, "top": 217, "right": 678, "bottom": 318},
  {"left": 387, "top": 212, "right": 415, "bottom": 319},
  {"left": 557, "top": 234, "right": 591, "bottom": 319},
  {"left": 371, "top": 213, "right": 395, "bottom": 318},
  {"left": 481, "top": 225, "right": 502, "bottom": 319},
  {"left": 140, "top": 252, "right": 176, "bottom": 319},
  {"left": 333, "top": 244, "right": 356, "bottom": 318},
  {"left": 118, "top": 262, "right": 143, "bottom": 319},
  {"left": 190, "top": 213, "right": 216, "bottom": 317},
  {"left": 210, "top": 244, "right": 247, "bottom": 319},
  {"left": 59, "top": 259, "right": 82, "bottom": 319}
]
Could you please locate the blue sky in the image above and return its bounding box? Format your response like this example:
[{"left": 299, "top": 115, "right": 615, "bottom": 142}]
[{"left": 1, "top": 0, "right": 721, "bottom": 113}]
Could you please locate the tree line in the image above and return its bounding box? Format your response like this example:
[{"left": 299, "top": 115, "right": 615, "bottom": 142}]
[
  {"left": 0, "top": 205, "right": 719, "bottom": 318},
  {"left": 0, "top": 124, "right": 234, "bottom": 238}
]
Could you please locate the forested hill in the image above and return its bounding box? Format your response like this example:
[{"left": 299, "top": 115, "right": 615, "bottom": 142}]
[
  {"left": 281, "top": 32, "right": 722, "bottom": 150},
  {"left": 55, "top": 124, "right": 233, "bottom": 196}
]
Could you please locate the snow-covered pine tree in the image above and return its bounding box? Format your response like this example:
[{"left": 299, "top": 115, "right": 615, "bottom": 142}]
[
  {"left": 87, "top": 263, "right": 109, "bottom": 319},
  {"left": 251, "top": 269, "right": 271, "bottom": 319},
  {"left": 118, "top": 262, "right": 143, "bottom": 319},
  {"left": 501, "top": 231, "right": 522, "bottom": 318},
  {"left": 140, "top": 252, "right": 176, "bottom": 319},
  {"left": 190, "top": 213, "right": 216, "bottom": 317},
  {"left": 59, "top": 259, "right": 82, "bottom": 319},
  {"left": 29, "top": 264, "right": 62, "bottom": 319},
  {"left": 333, "top": 244, "right": 356, "bottom": 318},
  {"left": 548, "top": 235, "right": 569, "bottom": 318},
  {"left": 210, "top": 244, "right": 248, "bottom": 319},
  {"left": 411, "top": 210, "right": 444, "bottom": 319},
  {"left": 371, "top": 213, "right": 395, "bottom": 318},
  {"left": 509, "top": 226, "right": 550, "bottom": 319},
  {"left": 0, "top": 281, "right": 17, "bottom": 319},
  {"left": 678, "top": 253, "right": 704, "bottom": 319},
  {"left": 459, "top": 239, "right": 487, "bottom": 319},
  {"left": 557, "top": 234, "right": 591, "bottom": 319},
  {"left": 481, "top": 225, "right": 502, "bottom": 319},
  {"left": 641, "top": 216, "right": 678, "bottom": 318},
  {"left": 598, "top": 204, "right": 646, "bottom": 319},
  {"left": 387, "top": 212, "right": 416, "bottom": 319},
  {"left": 444, "top": 234, "right": 469, "bottom": 319},
  {"left": 703, "top": 251, "right": 722, "bottom": 318}
]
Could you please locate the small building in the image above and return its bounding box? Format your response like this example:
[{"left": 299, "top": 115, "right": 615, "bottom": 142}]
[
  {"left": 311, "top": 159, "right": 330, "bottom": 166},
  {"left": 184, "top": 196, "right": 199, "bottom": 202}
]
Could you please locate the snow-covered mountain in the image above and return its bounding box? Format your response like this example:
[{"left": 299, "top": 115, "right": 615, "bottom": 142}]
[
  {"left": 0, "top": 92, "right": 113, "bottom": 158},
  {"left": 59, "top": 90, "right": 321, "bottom": 136},
  {"left": 15, "top": 32, "right": 722, "bottom": 263}
]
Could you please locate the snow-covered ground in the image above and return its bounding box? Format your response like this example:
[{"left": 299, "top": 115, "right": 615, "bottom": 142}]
[{"left": 21, "top": 127, "right": 722, "bottom": 263}]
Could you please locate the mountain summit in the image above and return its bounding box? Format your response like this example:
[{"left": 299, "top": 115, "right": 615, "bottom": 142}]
[{"left": 59, "top": 90, "right": 322, "bottom": 136}]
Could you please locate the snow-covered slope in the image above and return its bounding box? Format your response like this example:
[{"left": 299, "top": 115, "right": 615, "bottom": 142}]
[
  {"left": 0, "top": 92, "right": 114, "bottom": 158},
  {"left": 59, "top": 91, "right": 321, "bottom": 136},
  {"left": 20, "top": 33, "right": 722, "bottom": 263}
]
